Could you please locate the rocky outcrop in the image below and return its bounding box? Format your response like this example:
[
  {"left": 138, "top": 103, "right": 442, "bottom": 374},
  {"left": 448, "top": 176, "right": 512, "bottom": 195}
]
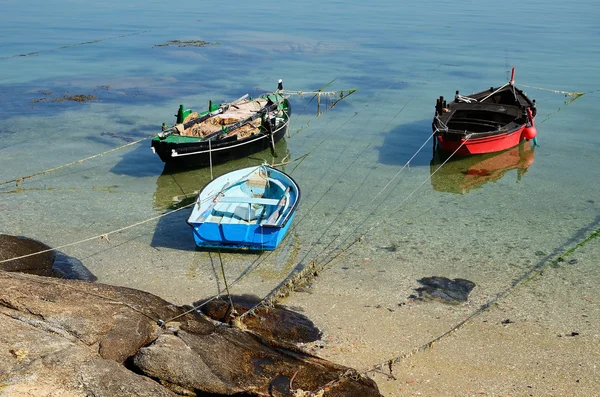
[{"left": 0, "top": 270, "right": 381, "bottom": 396}]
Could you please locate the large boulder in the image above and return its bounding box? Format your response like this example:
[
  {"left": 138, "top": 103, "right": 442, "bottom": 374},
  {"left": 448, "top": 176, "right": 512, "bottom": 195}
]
[{"left": 0, "top": 271, "right": 381, "bottom": 396}]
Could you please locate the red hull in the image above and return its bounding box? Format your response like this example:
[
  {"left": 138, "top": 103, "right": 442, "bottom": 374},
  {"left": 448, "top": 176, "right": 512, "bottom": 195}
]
[{"left": 437, "top": 124, "right": 526, "bottom": 156}]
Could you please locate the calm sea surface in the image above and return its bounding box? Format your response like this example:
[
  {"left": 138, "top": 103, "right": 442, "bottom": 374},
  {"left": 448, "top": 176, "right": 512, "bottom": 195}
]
[{"left": 1, "top": 0, "right": 600, "bottom": 388}]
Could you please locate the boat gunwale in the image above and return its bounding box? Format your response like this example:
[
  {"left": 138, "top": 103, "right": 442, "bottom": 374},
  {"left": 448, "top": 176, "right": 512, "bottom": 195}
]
[{"left": 188, "top": 166, "right": 301, "bottom": 230}]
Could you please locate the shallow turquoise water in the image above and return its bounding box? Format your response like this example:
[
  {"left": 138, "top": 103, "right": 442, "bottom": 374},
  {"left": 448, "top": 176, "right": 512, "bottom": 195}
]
[{"left": 1, "top": 0, "right": 600, "bottom": 389}]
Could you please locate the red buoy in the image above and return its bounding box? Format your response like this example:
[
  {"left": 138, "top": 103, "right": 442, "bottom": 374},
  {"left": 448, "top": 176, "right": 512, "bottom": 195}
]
[
  {"left": 523, "top": 107, "right": 537, "bottom": 140},
  {"left": 523, "top": 125, "right": 537, "bottom": 140}
]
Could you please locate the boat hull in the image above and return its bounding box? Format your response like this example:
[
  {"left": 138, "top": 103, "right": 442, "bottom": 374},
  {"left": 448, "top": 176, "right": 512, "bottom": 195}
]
[
  {"left": 151, "top": 122, "right": 288, "bottom": 169},
  {"left": 437, "top": 124, "right": 526, "bottom": 156},
  {"left": 190, "top": 212, "right": 296, "bottom": 251}
]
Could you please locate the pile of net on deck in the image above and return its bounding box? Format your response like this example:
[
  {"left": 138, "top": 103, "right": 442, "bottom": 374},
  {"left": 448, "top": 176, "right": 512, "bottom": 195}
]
[{"left": 176, "top": 98, "right": 269, "bottom": 138}]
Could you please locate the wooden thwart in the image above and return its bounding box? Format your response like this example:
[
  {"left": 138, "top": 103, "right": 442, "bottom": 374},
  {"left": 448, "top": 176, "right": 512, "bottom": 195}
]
[{"left": 263, "top": 186, "right": 290, "bottom": 226}]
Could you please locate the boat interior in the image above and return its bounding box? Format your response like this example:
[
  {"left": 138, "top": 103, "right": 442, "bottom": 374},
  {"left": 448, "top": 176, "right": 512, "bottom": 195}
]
[
  {"left": 446, "top": 104, "right": 522, "bottom": 133},
  {"left": 178, "top": 98, "right": 269, "bottom": 138},
  {"left": 196, "top": 172, "right": 290, "bottom": 226}
]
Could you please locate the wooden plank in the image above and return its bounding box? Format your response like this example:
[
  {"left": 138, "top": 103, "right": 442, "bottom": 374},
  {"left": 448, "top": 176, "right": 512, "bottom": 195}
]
[
  {"left": 219, "top": 197, "right": 280, "bottom": 206},
  {"left": 263, "top": 187, "right": 290, "bottom": 226}
]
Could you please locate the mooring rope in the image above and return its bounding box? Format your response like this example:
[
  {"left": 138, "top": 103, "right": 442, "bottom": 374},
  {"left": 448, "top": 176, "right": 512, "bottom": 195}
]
[
  {"left": 0, "top": 202, "right": 192, "bottom": 265},
  {"left": 0, "top": 30, "right": 151, "bottom": 61},
  {"left": 237, "top": 134, "right": 469, "bottom": 322},
  {"left": 288, "top": 91, "right": 432, "bottom": 267},
  {"left": 202, "top": 78, "right": 410, "bottom": 302},
  {"left": 518, "top": 83, "right": 585, "bottom": 96},
  {"left": 234, "top": 69, "right": 447, "bottom": 320},
  {"left": 309, "top": 130, "right": 437, "bottom": 266},
  {"left": 0, "top": 168, "right": 258, "bottom": 265},
  {"left": 0, "top": 135, "right": 154, "bottom": 188},
  {"left": 322, "top": 134, "right": 471, "bottom": 264},
  {"left": 306, "top": 220, "right": 600, "bottom": 394}
]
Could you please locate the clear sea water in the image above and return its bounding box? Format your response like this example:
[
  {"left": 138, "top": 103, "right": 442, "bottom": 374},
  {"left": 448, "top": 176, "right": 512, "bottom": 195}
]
[{"left": 2, "top": 0, "right": 599, "bottom": 393}]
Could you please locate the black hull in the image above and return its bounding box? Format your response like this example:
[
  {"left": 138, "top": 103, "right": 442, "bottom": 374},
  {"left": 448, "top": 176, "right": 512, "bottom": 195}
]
[{"left": 151, "top": 122, "right": 288, "bottom": 169}]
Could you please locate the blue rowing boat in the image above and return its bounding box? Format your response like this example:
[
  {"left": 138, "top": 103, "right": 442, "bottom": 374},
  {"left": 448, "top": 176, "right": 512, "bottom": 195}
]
[{"left": 187, "top": 165, "right": 300, "bottom": 251}]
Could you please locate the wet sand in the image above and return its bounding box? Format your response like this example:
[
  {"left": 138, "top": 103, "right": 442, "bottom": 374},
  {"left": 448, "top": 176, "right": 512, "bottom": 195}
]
[{"left": 285, "top": 240, "right": 600, "bottom": 396}]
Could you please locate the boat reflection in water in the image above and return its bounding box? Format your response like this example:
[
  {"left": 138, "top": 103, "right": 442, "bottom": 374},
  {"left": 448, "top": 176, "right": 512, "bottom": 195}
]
[
  {"left": 430, "top": 141, "right": 535, "bottom": 194},
  {"left": 153, "top": 138, "right": 289, "bottom": 211}
]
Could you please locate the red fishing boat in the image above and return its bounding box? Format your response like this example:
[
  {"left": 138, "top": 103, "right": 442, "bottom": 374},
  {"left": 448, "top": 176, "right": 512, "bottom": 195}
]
[{"left": 432, "top": 67, "right": 537, "bottom": 156}]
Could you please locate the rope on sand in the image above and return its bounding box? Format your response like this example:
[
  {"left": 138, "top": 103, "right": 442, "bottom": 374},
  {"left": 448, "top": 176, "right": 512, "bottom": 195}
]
[{"left": 303, "top": 221, "right": 600, "bottom": 393}]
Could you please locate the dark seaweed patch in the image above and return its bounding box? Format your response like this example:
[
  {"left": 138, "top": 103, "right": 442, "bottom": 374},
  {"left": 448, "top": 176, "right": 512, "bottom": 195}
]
[
  {"left": 412, "top": 276, "right": 476, "bottom": 303},
  {"left": 154, "top": 40, "right": 220, "bottom": 48}
]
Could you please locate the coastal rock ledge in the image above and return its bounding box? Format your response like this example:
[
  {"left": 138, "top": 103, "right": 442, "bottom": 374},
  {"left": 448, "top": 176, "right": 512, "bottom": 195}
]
[{"left": 0, "top": 237, "right": 381, "bottom": 396}]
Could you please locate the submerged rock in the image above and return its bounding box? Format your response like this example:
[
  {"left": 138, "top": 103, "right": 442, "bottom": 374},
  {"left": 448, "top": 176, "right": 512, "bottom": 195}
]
[
  {"left": 199, "top": 294, "right": 322, "bottom": 343},
  {"left": 0, "top": 234, "right": 58, "bottom": 277},
  {"left": 412, "top": 276, "right": 476, "bottom": 303}
]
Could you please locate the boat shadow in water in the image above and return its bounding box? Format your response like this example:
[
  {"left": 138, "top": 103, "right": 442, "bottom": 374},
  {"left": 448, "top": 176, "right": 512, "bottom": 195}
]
[
  {"left": 108, "top": 142, "right": 166, "bottom": 178},
  {"left": 378, "top": 119, "right": 434, "bottom": 167},
  {"left": 150, "top": 139, "right": 290, "bottom": 251},
  {"left": 430, "top": 141, "right": 535, "bottom": 195}
]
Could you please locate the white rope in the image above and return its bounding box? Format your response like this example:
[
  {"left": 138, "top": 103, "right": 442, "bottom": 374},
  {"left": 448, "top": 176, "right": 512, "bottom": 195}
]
[
  {"left": 456, "top": 94, "right": 477, "bottom": 103},
  {"left": 0, "top": 136, "right": 153, "bottom": 188},
  {"left": 237, "top": 133, "right": 469, "bottom": 322},
  {"left": 388, "top": 134, "right": 473, "bottom": 213},
  {"left": 364, "top": 131, "right": 437, "bottom": 209},
  {"left": 1, "top": 164, "right": 261, "bottom": 265},
  {"left": 519, "top": 84, "right": 583, "bottom": 96},
  {"left": 0, "top": 176, "right": 252, "bottom": 266},
  {"left": 433, "top": 114, "right": 449, "bottom": 132},
  {"left": 480, "top": 82, "right": 510, "bottom": 102},
  {"left": 319, "top": 133, "right": 473, "bottom": 267},
  {"left": 0, "top": 204, "right": 191, "bottom": 265}
]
